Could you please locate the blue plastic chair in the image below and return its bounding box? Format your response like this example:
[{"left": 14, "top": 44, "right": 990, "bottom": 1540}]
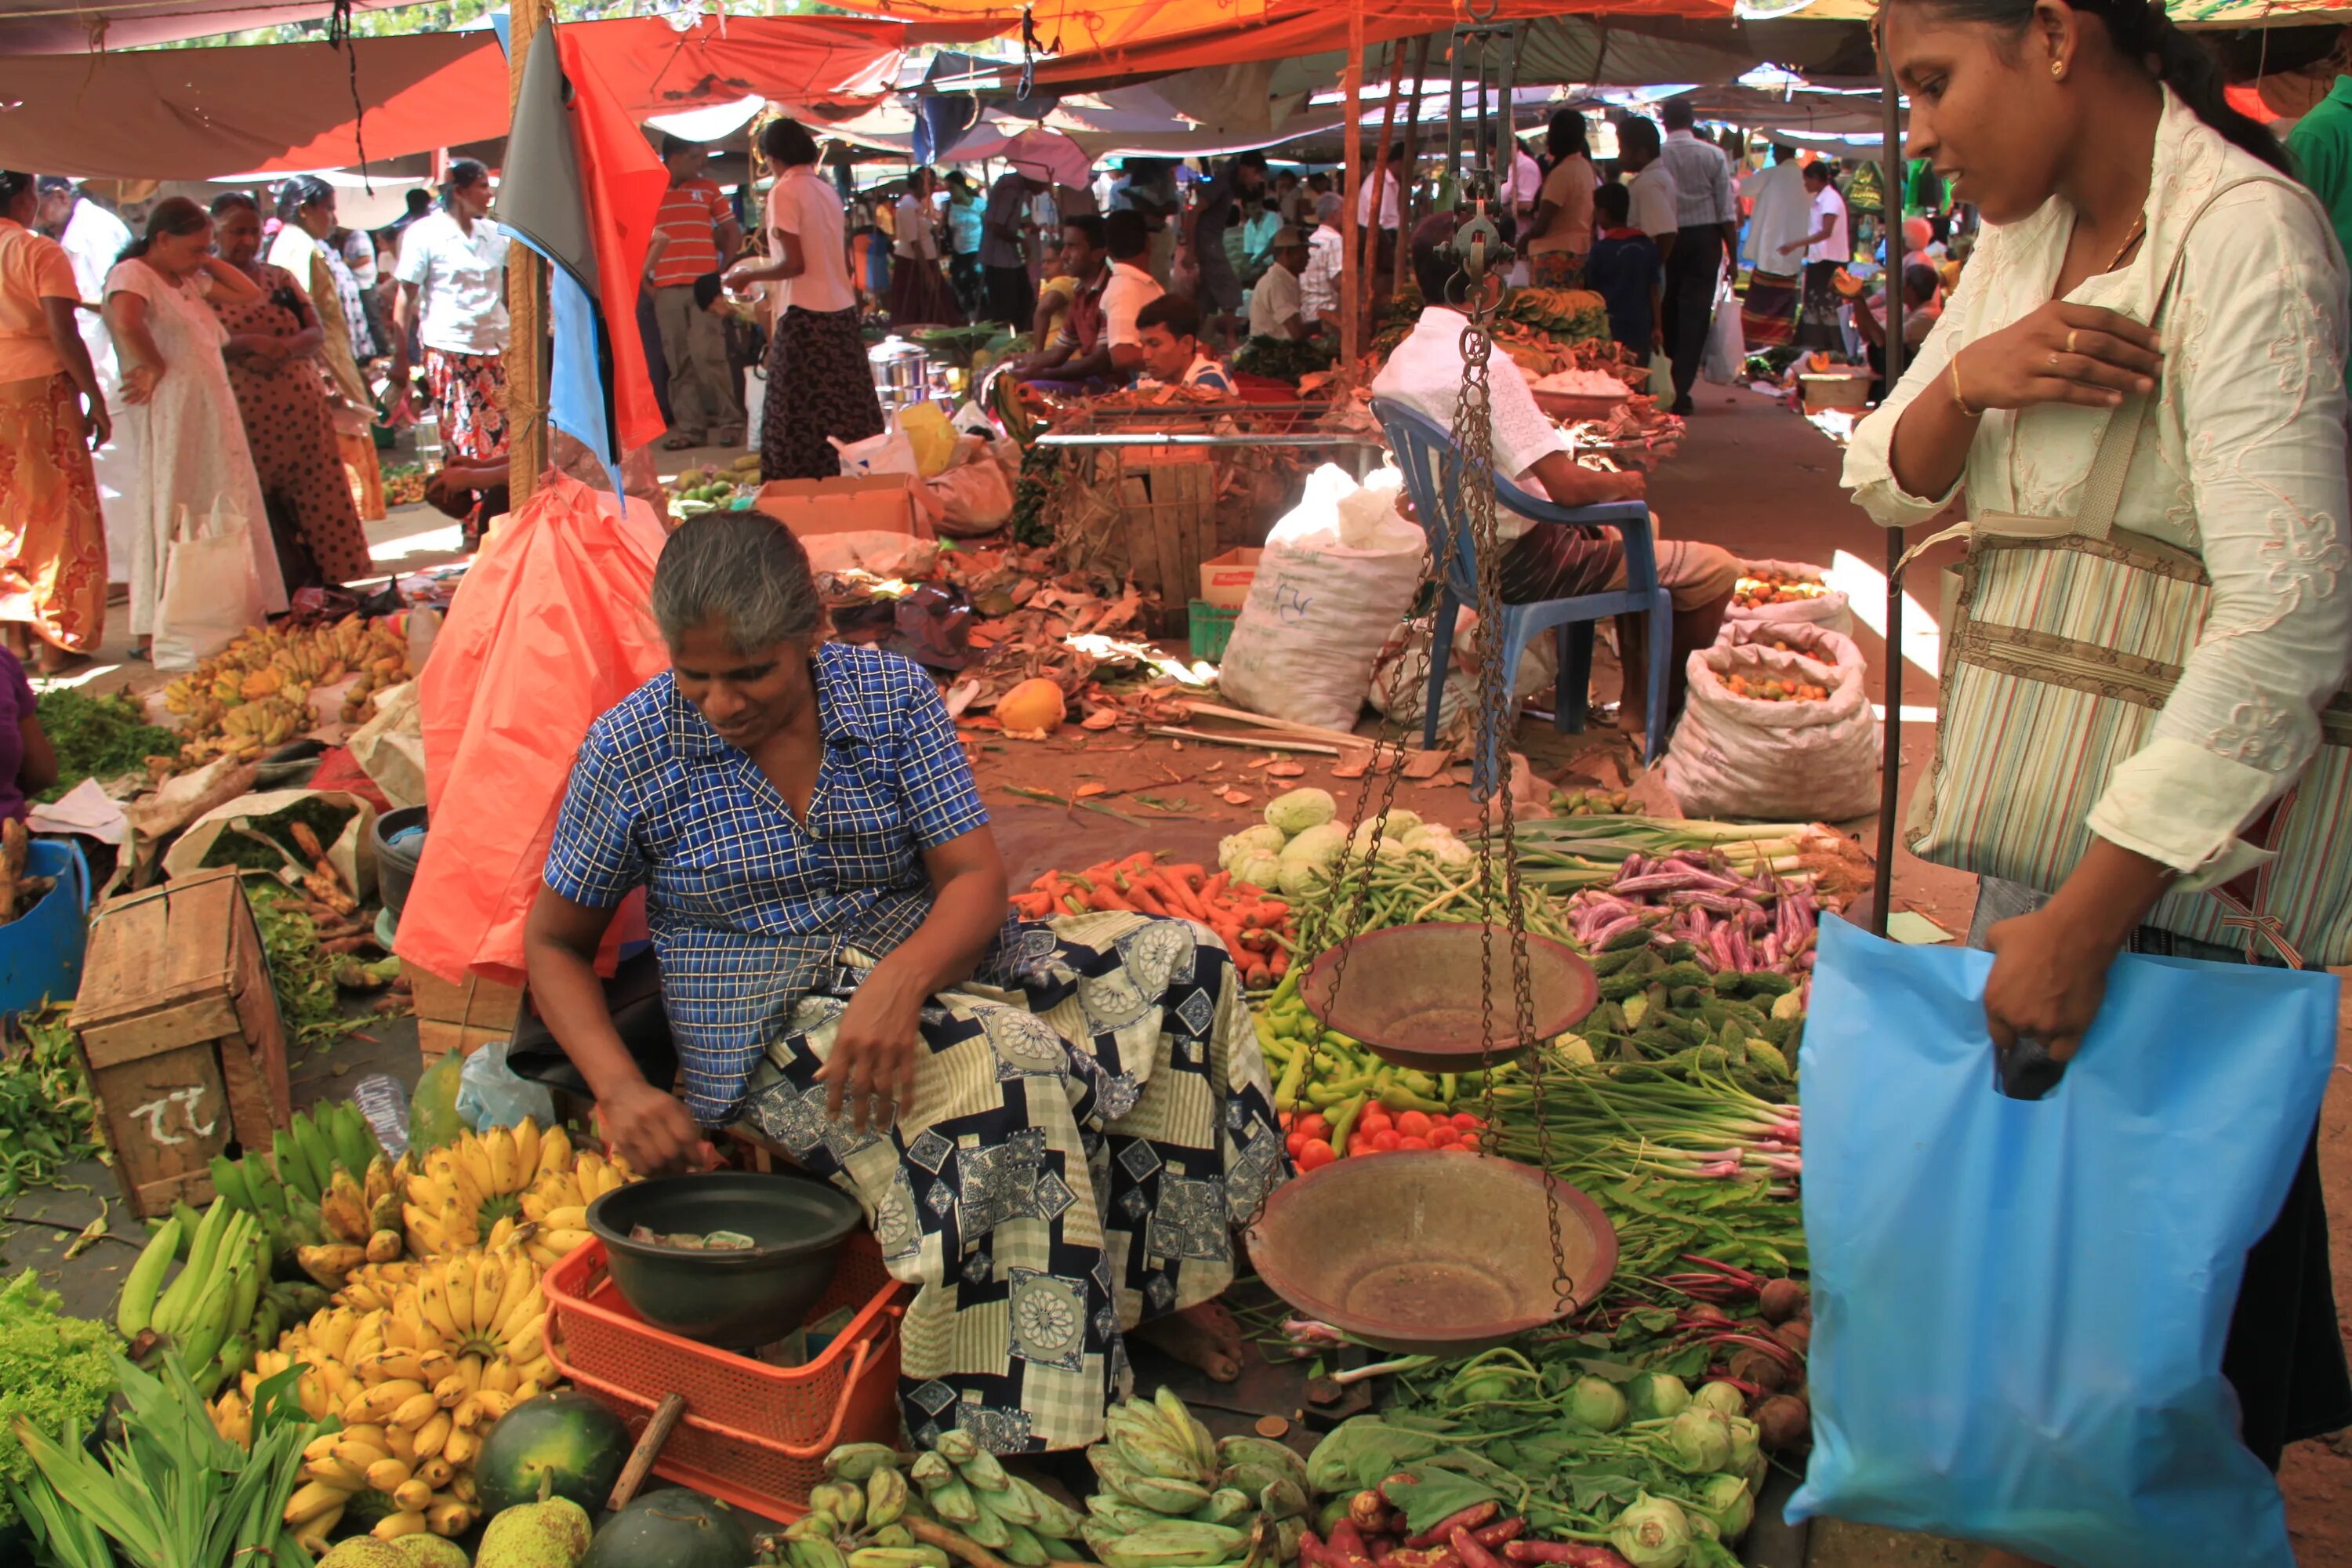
[{"left": 1372, "top": 398, "right": 1672, "bottom": 792}]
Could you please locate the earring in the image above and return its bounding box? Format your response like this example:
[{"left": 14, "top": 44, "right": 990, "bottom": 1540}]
[{"left": 2050, "top": 58, "right": 2064, "bottom": 77}]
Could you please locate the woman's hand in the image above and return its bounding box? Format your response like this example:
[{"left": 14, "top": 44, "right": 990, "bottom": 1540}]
[
  {"left": 823, "top": 968, "right": 925, "bottom": 1131},
  {"left": 1950, "top": 301, "right": 2161, "bottom": 413},
  {"left": 121, "top": 365, "right": 160, "bottom": 406},
  {"left": 597, "top": 1079, "right": 710, "bottom": 1175}
]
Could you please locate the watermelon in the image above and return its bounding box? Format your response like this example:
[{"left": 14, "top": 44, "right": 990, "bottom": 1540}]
[
  {"left": 582, "top": 1488, "right": 754, "bottom": 1568},
  {"left": 473, "top": 1390, "right": 632, "bottom": 1516}
]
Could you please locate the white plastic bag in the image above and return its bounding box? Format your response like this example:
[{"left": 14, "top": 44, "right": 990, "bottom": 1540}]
[
  {"left": 1369, "top": 611, "right": 1559, "bottom": 736},
  {"left": 1725, "top": 557, "right": 1853, "bottom": 637},
  {"left": 1217, "top": 464, "right": 1428, "bottom": 731},
  {"left": 454, "top": 1040, "right": 555, "bottom": 1131},
  {"left": 152, "top": 497, "right": 265, "bottom": 670},
  {"left": 833, "top": 426, "right": 920, "bottom": 478},
  {"left": 1662, "top": 622, "right": 1880, "bottom": 820},
  {"left": 1702, "top": 280, "right": 1744, "bottom": 385}
]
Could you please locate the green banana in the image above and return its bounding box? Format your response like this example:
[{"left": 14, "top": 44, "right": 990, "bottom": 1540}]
[
  {"left": 169, "top": 1200, "right": 204, "bottom": 1257},
  {"left": 1036, "top": 1539, "right": 1082, "bottom": 1563},
  {"left": 289, "top": 1112, "right": 336, "bottom": 1196},
  {"left": 961, "top": 1493, "right": 1011, "bottom": 1551},
  {"left": 176, "top": 1264, "right": 238, "bottom": 1369},
  {"left": 866, "top": 1466, "right": 909, "bottom": 1529},
  {"left": 983, "top": 1476, "right": 1039, "bottom": 1528},
  {"left": 935, "top": 1430, "right": 981, "bottom": 1466},
  {"left": 329, "top": 1101, "right": 373, "bottom": 1175},
  {"left": 209, "top": 1154, "right": 253, "bottom": 1212},
  {"left": 116, "top": 1216, "right": 180, "bottom": 1338},
  {"left": 928, "top": 1480, "right": 980, "bottom": 1526},
  {"left": 792, "top": 1538, "right": 851, "bottom": 1568},
  {"left": 272, "top": 1131, "right": 317, "bottom": 1203},
  {"left": 1183, "top": 1417, "right": 1219, "bottom": 1486},
  {"left": 1112, "top": 1428, "right": 1205, "bottom": 1490},
  {"left": 956, "top": 1446, "right": 1011, "bottom": 1494},
  {"left": 812, "top": 1482, "right": 865, "bottom": 1530},
  {"left": 1191, "top": 1490, "right": 1250, "bottom": 1526},
  {"left": 1010, "top": 1477, "right": 1085, "bottom": 1540},
  {"left": 1085, "top": 1494, "right": 1162, "bottom": 1534},
  {"left": 1273, "top": 1519, "right": 1306, "bottom": 1563},
  {"left": 870, "top": 1527, "right": 915, "bottom": 1549},
  {"left": 1257, "top": 1479, "right": 1307, "bottom": 1523},
  {"left": 241, "top": 1156, "right": 288, "bottom": 1218},
  {"left": 227, "top": 1229, "right": 263, "bottom": 1334},
  {"left": 251, "top": 1297, "right": 281, "bottom": 1358},
  {"left": 846, "top": 1551, "right": 949, "bottom": 1568},
  {"left": 1112, "top": 1471, "right": 1214, "bottom": 1519},
  {"left": 786, "top": 1512, "right": 840, "bottom": 1543},
  {"left": 1215, "top": 1437, "right": 1310, "bottom": 1495},
  {"left": 1087, "top": 1519, "right": 1249, "bottom": 1568},
  {"left": 155, "top": 1199, "right": 228, "bottom": 1335},
  {"left": 1149, "top": 1388, "right": 1199, "bottom": 1449},
  {"left": 998, "top": 1523, "right": 1047, "bottom": 1566},
  {"left": 910, "top": 1451, "right": 956, "bottom": 1491},
  {"left": 1084, "top": 1446, "right": 1137, "bottom": 1498},
  {"left": 826, "top": 1443, "right": 906, "bottom": 1482}
]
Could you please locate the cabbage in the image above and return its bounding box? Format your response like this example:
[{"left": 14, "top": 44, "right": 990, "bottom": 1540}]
[
  {"left": 1276, "top": 822, "right": 1349, "bottom": 898},
  {"left": 1566, "top": 1375, "right": 1628, "bottom": 1432},
  {"left": 1277, "top": 856, "right": 1332, "bottom": 898},
  {"left": 1265, "top": 788, "right": 1338, "bottom": 837},
  {"left": 1235, "top": 853, "right": 1285, "bottom": 891},
  {"left": 1609, "top": 1495, "right": 1693, "bottom": 1568},
  {"left": 1625, "top": 1371, "right": 1690, "bottom": 1423},
  {"left": 1690, "top": 1381, "right": 1745, "bottom": 1418},
  {"left": 1414, "top": 833, "right": 1476, "bottom": 868},
  {"left": 1218, "top": 824, "right": 1287, "bottom": 875},
  {"left": 1668, "top": 1410, "right": 1733, "bottom": 1474}
]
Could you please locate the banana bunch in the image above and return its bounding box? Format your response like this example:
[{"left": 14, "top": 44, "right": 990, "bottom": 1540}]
[
  {"left": 1082, "top": 1390, "right": 1287, "bottom": 1568},
  {"left": 154, "top": 615, "right": 413, "bottom": 775},
  {"left": 907, "top": 1429, "right": 1088, "bottom": 1568},
  {"left": 118, "top": 1197, "right": 326, "bottom": 1398},
  {"left": 205, "top": 1101, "right": 394, "bottom": 1279},
  {"left": 1209, "top": 1436, "right": 1308, "bottom": 1565},
  {"left": 755, "top": 1444, "right": 962, "bottom": 1568},
  {"left": 400, "top": 1119, "right": 611, "bottom": 1265},
  {"left": 230, "top": 1245, "right": 554, "bottom": 1547}
]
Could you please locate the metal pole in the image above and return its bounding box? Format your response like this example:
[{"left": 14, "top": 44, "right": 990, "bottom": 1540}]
[
  {"left": 1446, "top": 42, "right": 1465, "bottom": 187},
  {"left": 1341, "top": 0, "right": 1365, "bottom": 374},
  {"left": 1871, "top": 38, "right": 1906, "bottom": 937}
]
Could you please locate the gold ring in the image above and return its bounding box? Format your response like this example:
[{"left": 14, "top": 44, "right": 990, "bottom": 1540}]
[{"left": 2065, "top": 329, "right": 2078, "bottom": 355}]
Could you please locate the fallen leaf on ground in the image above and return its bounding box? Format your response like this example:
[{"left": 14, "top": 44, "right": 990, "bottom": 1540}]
[
  {"left": 1268, "top": 762, "right": 1307, "bottom": 779},
  {"left": 1220, "top": 788, "right": 1253, "bottom": 805},
  {"left": 1074, "top": 784, "right": 1106, "bottom": 797},
  {"left": 1081, "top": 710, "right": 1120, "bottom": 730}
]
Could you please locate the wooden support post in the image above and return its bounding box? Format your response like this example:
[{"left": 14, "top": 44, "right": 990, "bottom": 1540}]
[
  {"left": 1362, "top": 39, "right": 1406, "bottom": 334},
  {"left": 1871, "top": 43, "right": 1906, "bottom": 937},
  {"left": 1339, "top": 0, "right": 1364, "bottom": 376},
  {"left": 506, "top": 0, "right": 550, "bottom": 510},
  {"left": 1392, "top": 34, "right": 1432, "bottom": 297}
]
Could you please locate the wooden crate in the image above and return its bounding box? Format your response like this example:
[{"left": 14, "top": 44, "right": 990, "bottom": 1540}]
[
  {"left": 1115, "top": 450, "right": 1219, "bottom": 637},
  {"left": 412, "top": 967, "right": 525, "bottom": 1064},
  {"left": 70, "top": 868, "right": 292, "bottom": 1217}
]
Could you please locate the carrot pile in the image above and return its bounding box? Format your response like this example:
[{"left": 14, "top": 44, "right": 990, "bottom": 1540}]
[{"left": 1012, "top": 853, "right": 1298, "bottom": 987}]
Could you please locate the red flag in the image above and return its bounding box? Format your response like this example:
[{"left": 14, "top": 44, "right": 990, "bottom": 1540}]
[{"left": 555, "top": 30, "right": 670, "bottom": 453}]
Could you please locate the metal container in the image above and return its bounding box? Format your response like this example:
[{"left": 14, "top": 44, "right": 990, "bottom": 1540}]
[
  {"left": 585, "top": 1171, "right": 864, "bottom": 1348},
  {"left": 869, "top": 340, "right": 930, "bottom": 411}
]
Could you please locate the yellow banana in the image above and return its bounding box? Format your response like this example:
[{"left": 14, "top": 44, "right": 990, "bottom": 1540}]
[
  {"left": 443, "top": 1428, "right": 478, "bottom": 1468},
  {"left": 382, "top": 1421, "right": 417, "bottom": 1465},
  {"left": 373, "top": 1511, "right": 428, "bottom": 1541},
  {"left": 304, "top": 1454, "right": 369, "bottom": 1490},
  {"left": 443, "top": 1255, "right": 477, "bottom": 1335},
  {"left": 392, "top": 1392, "right": 441, "bottom": 1430},
  {"left": 393, "top": 1479, "right": 434, "bottom": 1514},
  {"left": 292, "top": 1508, "right": 343, "bottom": 1559},
  {"left": 541, "top": 1205, "right": 588, "bottom": 1232},
  {"left": 490, "top": 1258, "right": 536, "bottom": 1335},
  {"left": 285, "top": 1480, "right": 348, "bottom": 1527},
  {"left": 365, "top": 1456, "right": 413, "bottom": 1494},
  {"left": 499, "top": 1284, "right": 546, "bottom": 1341},
  {"left": 482, "top": 1357, "right": 519, "bottom": 1396},
  {"left": 418, "top": 1455, "right": 455, "bottom": 1489},
  {"left": 511, "top": 1117, "right": 541, "bottom": 1181},
  {"left": 451, "top": 1473, "right": 479, "bottom": 1505},
  {"left": 357, "top": 1380, "right": 429, "bottom": 1423},
  {"left": 470, "top": 1254, "right": 506, "bottom": 1333},
  {"left": 536, "top": 1124, "right": 574, "bottom": 1179},
  {"left": 503, "top": 1312, "right": 549, "bottom": 1363},
  {"left": 485, "top": 1126, "right": 517, "bottom": 1192},
  {"left": 426, "top": 1499, "right": 477, "bottom": 1537}
]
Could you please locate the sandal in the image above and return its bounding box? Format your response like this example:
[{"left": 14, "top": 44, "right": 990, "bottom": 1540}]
[{"left": 662, "top": 434, "right": 700, "bottom": 451}]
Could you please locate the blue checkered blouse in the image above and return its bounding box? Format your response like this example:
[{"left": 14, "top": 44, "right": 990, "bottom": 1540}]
[{"left": 543, "top": 644, "right": 990, "bottom": 1123}]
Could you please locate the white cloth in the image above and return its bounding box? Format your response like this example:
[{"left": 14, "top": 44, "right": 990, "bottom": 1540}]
[
  {"left": 1805, "top": 185, "right": 1849, "bottom": 265},
  {"left": 1102, "top": 259, "right": 1162, "bottom": 349},
  {"left": 55, "top": 199, "right": 135, "bottom": 584},
  {"left": 1250, "top": 259, "right": 1301, "bottom": 337},
  {"left": 392, "top": 209, "right": 507, "bottom": 356},
  {"left": 1660, "top": 129, "right": 1737, "bottom": 230},
  {"left": 1628, "top": 163, "right": 1682, "bottom": 243},
  {"left": 766, "top": 168, "right": 857, "bottom": 314},
  {"left": 342, "top": 228, "right": 378, "bottom": 289},
  {"left": 1355, "top": 168, "right": 1401, "bottom": 230},
  {"left": 1741, "top": 158, "right": 1813, "bottom": 270},
  {"left": 102, "top": 260, "right": 289, "bottom": 636},
  {"left": 1501, "top": 147, "right": 1544, "bottom": 214},
  {"left": 1369, "top": 306, "right": 1568, "bottom": 541},
  {"left": 1844, "top": 87, "right": 2352, "bottom": 891},
  {"left": 1301, "top": 226, "right": 1342, "bottom": 322},
  {"left": 893, "top": 193, "right": 938, "bottom": 260}
]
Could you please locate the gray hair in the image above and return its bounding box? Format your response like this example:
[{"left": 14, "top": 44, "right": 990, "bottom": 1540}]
[{"left": 650, "top": 512, "right": 822, "bottom": 652}]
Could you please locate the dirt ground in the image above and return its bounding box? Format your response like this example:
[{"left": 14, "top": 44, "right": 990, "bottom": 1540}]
[{"left": 12, "top": 390, "right": 2347, "bottom": 1563}]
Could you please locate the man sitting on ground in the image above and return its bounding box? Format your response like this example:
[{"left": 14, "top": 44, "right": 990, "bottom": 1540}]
[
  {"left": 1370, "top": 211, "right": 1738, "bottom": 735},
  {"left": 1014, "top": 210, "right": 1160, "bottom": 389},
  {"left": 1249, "top": 227, "right": 1312, "bottom": 343},
  {"left": 1136, "top": 296, "right": 1236, "bottom": 394}
]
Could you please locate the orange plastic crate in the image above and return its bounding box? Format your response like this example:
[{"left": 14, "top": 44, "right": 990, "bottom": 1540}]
[{"left": 542, "top": 1231, "right": 910, "bottom": 1523}]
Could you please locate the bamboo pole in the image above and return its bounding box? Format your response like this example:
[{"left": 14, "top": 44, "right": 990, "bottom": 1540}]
[
  {"left": 1392, "top": 34, "right": 1432, "bottom": 297},
  {"left": 1339, "top": 0, "right": 1365, "bottom": 376},
  {"left": 1361, "top": 40, "right": 1406, "bottom": 336},
  {"left": 506, "top": 0, "right": 550, "bottom": 508}
]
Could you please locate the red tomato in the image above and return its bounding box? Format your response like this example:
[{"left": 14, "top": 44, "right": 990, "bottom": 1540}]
[
  {"left": 1277, "top": 1110, "right": 1293, "bottom": 1130},
  {"left": 1450, "top": 1112, "right": 1483, "bottom": 1132},
  {"left": 1426, "top": 1124, "right": 1461, "bottom": 1147},
  {"left": 1396, "top": 1111, "right": 1432, "bottom": 1138},
  {"left": 1367, "top": 1129, "right": 1402, "bottom": 1152},
  {"left": 1297, "top": 1138, "right": 1337, "bottom": 1172},
  {"left": 1297, "top": 1112, "right": 1330, "bottom": 1142},
  {"left": 1284, "top": 1131, "right": 1308, "bottom": 1158},
  {"left": 1459, "top": 1133, "right": 1482, "bottom": 1152},
  {"left": 1359, "top": 1107, "right": 1393, "bottom": 1134},
  {"left": 1396, "top": 1136, "right": 1432, "bottom": 1152}
]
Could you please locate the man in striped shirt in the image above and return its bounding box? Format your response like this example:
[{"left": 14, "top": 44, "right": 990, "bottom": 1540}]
[
  {"left": 645, "top": 134, "right": 744, "bottom": 448},
  {"left": 1655, "top": 97, "right": 1739, "bottom": 416}
]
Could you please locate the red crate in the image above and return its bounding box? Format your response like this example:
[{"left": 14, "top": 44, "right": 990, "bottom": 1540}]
[{"left": 542, "top": 1232, "right": 909, "bottom": 1523}]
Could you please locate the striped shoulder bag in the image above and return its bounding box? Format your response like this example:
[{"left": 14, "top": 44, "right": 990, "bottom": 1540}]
[{"left": 1901, "top": 186, "right": 2352, "bottom": 968}]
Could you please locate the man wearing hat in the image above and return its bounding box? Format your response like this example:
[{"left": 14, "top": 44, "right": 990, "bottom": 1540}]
[
  {"left": 646, "top": 134, "right": 743, "bottom": 449},
  {"left": 1249, "top": 226, "right": 1313, "bottom": 343}
]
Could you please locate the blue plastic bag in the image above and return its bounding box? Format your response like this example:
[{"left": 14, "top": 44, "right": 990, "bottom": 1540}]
[{"left": 1786, "top": 916, "right": 2336, "bottom": 1568}]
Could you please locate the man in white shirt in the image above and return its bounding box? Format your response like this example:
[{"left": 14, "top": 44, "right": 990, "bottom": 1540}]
[
  {"left": 1616, "top": 117, "right": 1682, "bottom": 267},
  {"left": 35, "top": 178, "right": 135, "bottom": 585},
  {"left": 388, "top": 160, "right": 510, "bottom": 440},
  {"left": 1653, "top": 97, "right": 1740, "bottom": 416},
  {"left": 1370, "top": 212, "right": 1737, "bottom": 735},
  {"left": 1354, "top": 157, "right": 1402, "bottom": 291},
  {"left": 1250, "top": 228, "right": 1310, "bottom": 341},
  {"left": 1301, "top": 193, "right": 1345, "bottom": 326},
  {"left": 1740, "top": 145, "right": 1811, "bottom": 274},
  {"left": 1017, "top": 210, "right": 1160, "bottom": 387}
]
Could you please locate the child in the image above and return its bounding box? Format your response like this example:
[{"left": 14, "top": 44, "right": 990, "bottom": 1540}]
[
  {"left": 1582, "top": 182, "right": 1663, "bottom": 365},
  {"left": 1134, "top": 294, "right": 1235, "bottom": 393}
]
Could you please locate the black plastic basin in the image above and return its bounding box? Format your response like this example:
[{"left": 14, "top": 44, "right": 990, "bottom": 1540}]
[{"left": 584, "top": 1171, "right": 865, "bottom": 1348}]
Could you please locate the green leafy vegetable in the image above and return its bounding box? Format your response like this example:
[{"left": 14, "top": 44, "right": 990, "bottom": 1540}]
[
  {"left": 0, "top": 1269, "right": 118, "bottom": 1530},
  {"left": 1379, "top": 1465, "right": 1504, "bottom": 1534},
  {"left": 245, "top": 884, "right": 368, "bottom": 1051},
  {"left": 0, "top": 1005, "right": 103, "bottom": 1201},
  {"left": 1232, "top": 333, "right": 1335, "bottom": 384},
  {"left": 1305, "top": 1415, "right": 1448, "bottom": 1495},
  {"left": 31, "top": 689, "right": 177, "bottom": 803}
]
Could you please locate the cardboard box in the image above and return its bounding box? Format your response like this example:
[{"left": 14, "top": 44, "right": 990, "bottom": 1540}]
[
  {"left": 410, "top": 969, "right": 525, "bottom": 1031},
  {"left": 1198, "top": 547, "right": 1263, "bottom": 610},
  {"left": 1799, "top": 373, "right": 1871, "bottom": 413},
  {"left": 753, "top": 474, "right": 932, "bottom": 540},
  {"left": 417, "top": 1020, "right": 510, "bottom": 1064}
]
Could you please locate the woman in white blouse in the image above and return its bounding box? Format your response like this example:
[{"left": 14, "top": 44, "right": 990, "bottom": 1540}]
[{"left": 1854, "top": 0, "right": 2350, "bottom": 1549}]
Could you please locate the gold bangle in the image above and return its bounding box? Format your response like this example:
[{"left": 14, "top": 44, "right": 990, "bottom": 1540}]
[{"left": 1948, "top": 354, "right": 1980, "bottom": 419}]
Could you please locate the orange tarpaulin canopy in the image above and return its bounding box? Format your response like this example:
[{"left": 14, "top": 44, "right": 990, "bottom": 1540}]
[{"left": 0, "top": 13, "right": 996, "bottom": 181}]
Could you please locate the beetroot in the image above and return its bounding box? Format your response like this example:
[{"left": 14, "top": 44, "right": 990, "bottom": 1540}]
[
  {"left": 1757, "top": 1278, "right": 1809, "bottom": 1324},
  {"left": 1756, "top": 1393, "right": 1812, "bottom": 1452},
  {"left": 1728, "top": 1348, "right": 1787, "bottom": 1392},
  {"left": 1775, "top": 1319, "right": 1812, "bottom": 1357}
]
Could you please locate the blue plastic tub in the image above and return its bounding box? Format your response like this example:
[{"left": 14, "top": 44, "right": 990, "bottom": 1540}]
[{"left": 0, "top": 837, "right": 91, "bottom": 1014}]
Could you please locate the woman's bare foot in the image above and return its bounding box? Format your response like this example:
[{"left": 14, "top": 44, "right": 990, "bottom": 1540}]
[
  {"left": 33, "top": 645, "right": 89, "bottom": 677},
  {"left": 1132, "top": 1298, "right": 1246, "bottom": 1382}
]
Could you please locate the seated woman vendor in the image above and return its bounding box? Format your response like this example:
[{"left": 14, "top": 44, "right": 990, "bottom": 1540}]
[{"left": 524, "top": 513, "right": 1287, "bottom": 1454}]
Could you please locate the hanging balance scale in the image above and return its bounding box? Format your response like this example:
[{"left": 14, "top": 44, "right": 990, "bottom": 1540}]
[{"left": 1244, "top": 31, "right": 1616, "bottom": 1356}]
